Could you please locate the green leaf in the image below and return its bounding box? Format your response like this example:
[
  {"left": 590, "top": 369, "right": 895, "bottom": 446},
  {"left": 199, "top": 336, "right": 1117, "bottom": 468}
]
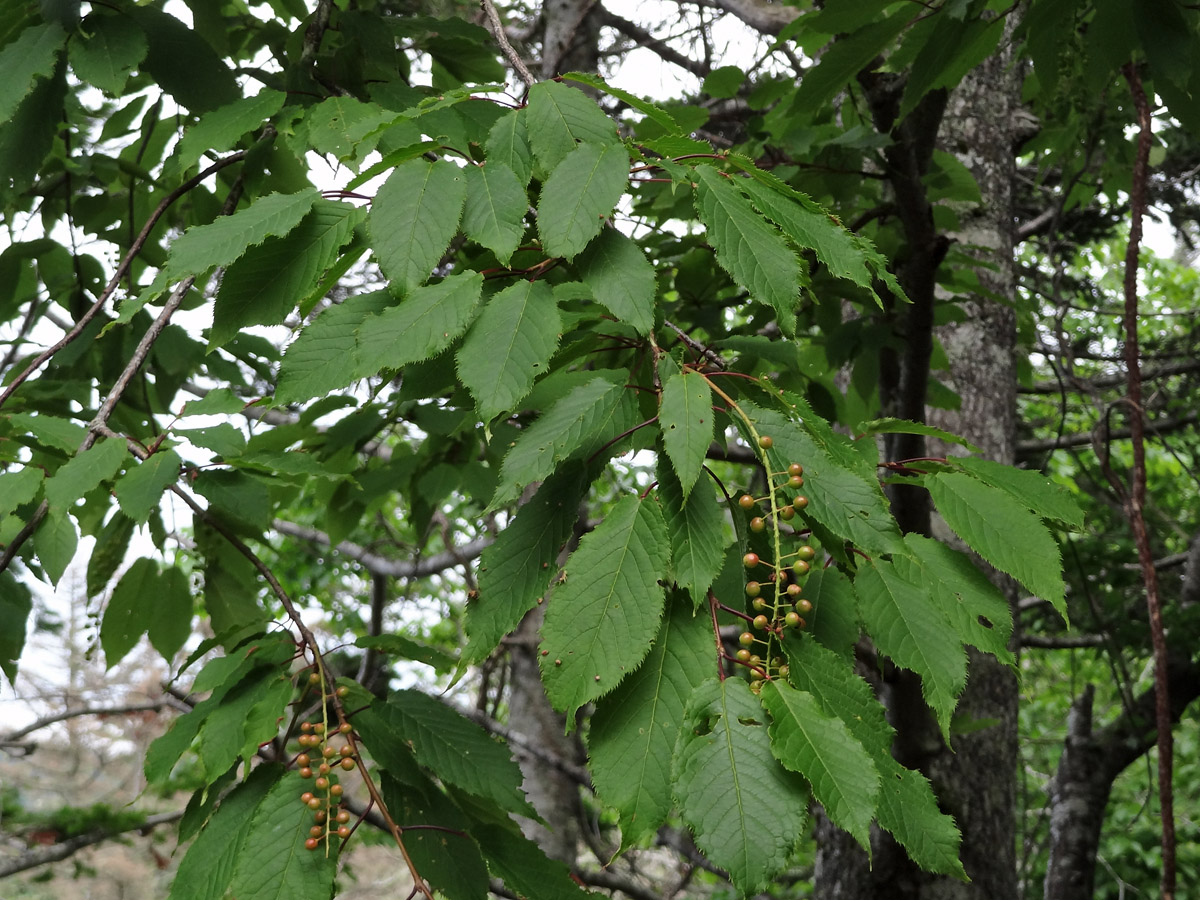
[
  {"left": 539, "top": 493, "right": 670, "bottom": 718},
  {"left": 576, "top": 228, "right": 656, "bottom": 335},
  {"left": 484, "top": 109, "right": 532, "bottom": 187},
  {"left": 9, "top": 413, "right": 85, "bottom": 453},
  {"left": 464, "top": 465, "right": 589, "bottom": 665},
  {"left": 163, "top": 189, "right": 319, "bottom": 281},
  {"left": 44, "top": 438, "right": 127, "bottom": 511},
  {"left": 474, "top": 823, "right": 594, "bottom": 900},
  {"left": 0, "top": 573, "right": 32, "bottom": 684},
  {"left": 175, "top": 424, "right": 245, "bottom": 459},
  {"left": 0, "top": 56, "right": 65, "bottom": 197},
  {"left": 673, "top": 678, "right": 809, "bottom": 893},
  {"left": 356, "top": 272, "right": 485, "bottom": 377},
  {"left": 875, "top": 757, "right": 966, "bottom": 878},
  {"left": 801, "top": 565, "right": 861, "bottom": 660},
  {"left": 168, "top": 766, "right": 280, "bottom": 900},
  {"left": 355, "top": 634, "right": 455, "bottom": 671},
  {"left": 693, "top": 167, "right": 801, "bottom": 336},
  {"left": 35, "top": 511, "right": 76, "bottom": 586},
  {"left": 100, "top": 558, "right": 157, "bottom": 666},
  {"left": 0, "top": 23, "right": 64, "bottom": 125},
  {"left": 702, "top": 65, "right": 745, "bottom": 99},
  {"left": 115, "top": 449, "right": 181, "bottom": 523},
  {"left": 855, "top": 557, "right": 965, "bottom": 738},
  {"left": 86, "top": 511, "right": 135, "bottom": 598},
  {"left": 761, "top": 680, "right": 879, "bottom": 850},
  {"left": 747, "top": 402, "right": 906, "bottom": 556},
  {"left": 0, "top": 467, "right": 43, "bottom": 516},
  {"left": 562, "top": 72, "right": 683, "bottom": 133},
  {"left": 210, "top": 200, "right": 362, "bottom": 347},
  {"left": 538, "top": 143, "right": 629, "bottom": 260},
  {"left": 148, "top": 565, "right": 193, "bottom": 661},
  {"left": 176, "top": 89, "right": 286, "bottom": 168},
  {"left": 589, "top": 590, "right": 713, "bottom": 849},
  {"left": 927, "top": 471, "right": 1067, "bottom": 620},
  {"left": 70, "top": 14, "right": 144, "bottom": 96},
  {"left": 275, "top": 290, "right": 393, "bottom": 404},
  {"left": 196, "top": 667, "right": 291, "bottom": 777},
  {"left": 903, "top": 534, "right": 1013, "bottom": 664},
  {"left": 792, "top": 13, "right": 912, "bottom": 111},
  {"left": 857, "top": 417, "right": 982, "bottom": 454},
  {"left": 525, "top": 80, "right": 619, "bottom": 172},
  {"left": 462, "top": 162, "right": 527, "bottom": 264},
  {"left": 128, "top": 6, "right": 239, "bottom": 114},
  {"left": 898, "top": 15, "right": 1004, "bottom": 122},
  {"left": 784, "top": 632, "right": 894, "bottom": 757},
  {"left": 658, "top": 460, "right": 729, "bottom": 603},
  {"left": 490, "top": 376, "right": 625, "bottom": 509},
  {"left": 303, "top": 96, "right": 394, "bottom": 163},
  {"left": 457, "top": 279, "right": 562, "bottom": 421},
  {"left": 369, "top": 158, "right": 466, "bottom": 294},
  {"left": 370, "top": 690, "right": 535, "bottom": 816},
  {"left": 951, "top": 456, "right": 1083, "bottom": 528},
  {"left": 659, "top": 370, "right": 714, "bottom": 499},
  {"left": 226, "top": 771, "right": 338, "bottom": 900}
]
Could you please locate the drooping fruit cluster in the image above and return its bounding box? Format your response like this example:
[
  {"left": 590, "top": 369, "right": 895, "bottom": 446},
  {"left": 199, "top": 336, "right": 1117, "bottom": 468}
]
[
  {"left": 734, "top": 444, "right": 817, "bottom": 691},
  {"left": 295, "top": 676, "right": 358, "bottom": 852}
]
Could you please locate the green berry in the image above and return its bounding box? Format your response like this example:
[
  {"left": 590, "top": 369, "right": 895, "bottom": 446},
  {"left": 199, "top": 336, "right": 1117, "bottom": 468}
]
[
  {"left": 792, "top": 559, "right": 810, "bottom": 576},
  {"left": 736, "top": 648, "right": 752, "bottom": 663},
  {"left": 793, "top": 495, "right": 809, "bottom": 510},
  {"left": 752, "top": 596, "right": 768, "bottom": 611},
  {"left": 752, "top": 614, "right": 770, "bottom": 630},
  {"left": 749, "top": 516, "right": 766, "bottom": 533},
  {"left": 796, "top": 545, "right": 816, "bottom": 561},
  {"left": 745, "top": 580, "right": 762, "bottom": 597},
  {"left": 785, "top": 611, "right": 802, "bottom": 628},
  {"left": 743, "top": 552, "right": 760, "bottom": 569},
  {"left": 758, "top": 435, "right": 773, "bottom": 449},
  {"left": 796, "top": 598, "right": 813, "bottom": 615},
  {"left": 738, "top": 631, "right": 755, "bottom": 647},
  {"left": 779, "top": 505, "right": 795, "bottom": 520},
  {"left": 787, "top": 463, "right": 804, "bottom": 477}
]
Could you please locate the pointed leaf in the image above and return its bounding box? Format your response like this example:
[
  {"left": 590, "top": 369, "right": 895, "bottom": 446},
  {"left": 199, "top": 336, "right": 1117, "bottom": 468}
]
[
  {"left": 164, "top": 189, "right": 318, "bottom": 281},
  {"left": 176, "top": 89, "right": 286, "bottom": 167},
  {"left": 457, "top": 279, "right": 561, "bottom": 421},
  {"left": 462, "top": 162, "right": 527, "bottom": 264},
  {"left": 370, "top": 690, "right": 535, "bottom": 816},
  {"left": 563, "top": 72, "right": 683, "bottom": 133},
  {"left": 35, "top": 511, "right": 77, "bottom": 586},
  {"left": 86, "top": 511, "right": 136, "bottom": 598},
  {"left": 856, "top": 557, "right": 965, "bottom": 737},
  {"left": 128, "top": 6, "right": 239, "bottom": 113},
  {"left": 658, "top": 461, "right": 728, "bottom": 603},
  {"left": 539, "top": 494, "right": 670, "bottom": 718},
  {"left": 875, "top": 757, "right": 966, "bottom": 878},
  {"left": 148, "top": 565, "right": 193, "bottom": 661},
  {"left": 464, "top": 465, "right": 589, "bottom": 665},
  {"left": 951, "top": 456, "right": 1083, "bottom": 528},
  {"left": 168, "top": 765, "right": 281, "bottom": 900},
  {"left": 903, "top": 534, "right": 1013, "bottom": 664},
  {"left": 693, "top": 167, "right": 801, "bottom": 336},
  {"left": 0, "top": 467, "right": 44, "bottom": 515},
  {"left": 927, "top": 471, "right": 1067, "bottom": 620},
  {"left": 44, "top": 438, "right": 127, "bottom": 510},
  {"left": 525, "top": 81, "right": 619, "bottom": 172},
  {"left": 356, "top": 272, "right": 485, "bottom": 377},
  {"left": 576, "top": 228, "right": 656, "bottom": 335},
  {"left": 0, "top": 574, "right": 32, "bottom": 684},
  {"left": 589, "top": 591, "right": 713, "bottom": 848},
  {"left": 484, "top": 108, "right": 532, "bottom": 187},
  {"left": 370, "top": 158, "right": 466, "bottom": 294},
  {"left": 490, "top": 376, "right": 625, "bottom": 509},
  {"left": 115, "top": 449, "right": 181, "bottom": 524},
  {"left": 857, "top": 417, "right": 982, "bottom": 454},
  {"left": 538, "top": 143, "right": 629, "bottom": 260},
  {"left": 276, "top": 290, "right": 393, "bottom": 404},
  {"left": 474, "top": 824, "right": 594, "bottom": 900},
  {"left": 761, "top": 680, "right": 879, "bottom": 849},
  {"left": 227, "top": 771, "right": 338, "bottom": 900},
  {"left": 101, "top": 557, "right": 158, "bottom": 666},
  {"left": 211, "top": 200, "right": 362, "bottom": 347},
  {"left": 70, "top": 14, "right": 144, "bottom": 96},
  {"left": 659, "top": 370, "right": 714, "bottom": 499},
  {"left": 800, "top": 565, "right": 861, "bottom": 660},
  {"left": 673, "top": 678, "right": 809, "bottom": 893},
  {"left": 0, "top": 23, "right": 65, "bottom": 125}
]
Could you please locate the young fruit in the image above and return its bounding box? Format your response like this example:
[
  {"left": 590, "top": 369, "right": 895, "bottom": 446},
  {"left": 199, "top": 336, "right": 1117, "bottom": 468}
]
[
  {"left": 742, "top": 552, "right": 760, "bottom": 569},
  {"left": 738, "top": 494, "right": 756, "bottom": 510},
  {"left": 296, "top": 753, "right": 311, "bottom": 767},
  {"left": 310, "top": 825, "right": 324, "bottom": 837},
  {"left": 308, "top": 672, "right": 321, "bottom": 685},
  {"left": 787, "top": 463, "right": 804, "bottom": 477},
  {"left": 796, "top": 545, "right": 816, "bottom": 561},
  {"left": 751, "top": 596, "right": 768, "bottom": 611},
  {"left": 778, "top": 505, "right": 795, "bottom": 520},
  {"left": 788, "top": 474, "right": 804, "bottom": 488},
  {"left": 340, "top": 758, "right": 356, "bottom": 771},
  {"left": 758, "top": 435, "right": 773, "bottom": 449},
  {"left": 300, "top": 792, "right": 315, "bottom": 804},
  {"left": 749, "top": 516, "right": 766, "bottom": 533},
  {"left": 796, "top": 598, "right": 813, "bottom": 615},
  {"left": 299, "top": 767, "right": 313, "bottom": 779},
  {"left": 792, "top": 560, "right": 810, "bottom": 576},
  {"left": 738, "top": 631, "right": 755, "bottom": 647},
  {"left": 792, "top": 495, "right": 809, "bottom": 510},
  {"left": 338, "top": 722, "right": 352, "bottom": 734},
  {"left": 307, "top": 798, "right": 322, "bottom": 810},
  {"left": 335, "top": 685, "right": 350, "bottom": 698},
  {"left": 745, "top": 580, "right": 762, "bottom": 598},
  {"left": 735, "top": 648, "right": 752, "bottom": 663},
  {"left": 752, "top": 614, "right": 770, "bottom": 631},
  {"left": 784, "top": 611, "right": 802, "bottom": 628},
  {"left": 318, "top": 763, "right": 331, "bottom": 776},
  {"left": 330, "top": 783, "right": 344, "bottom": 797},
  {"left": 337, "top": 825, "right": 352, "bottom": 839},
  {"left": 315, "top": 777, "right": 329, "bottom": 790},
  {"left": 336, "top": 810, "right": 351, "bottom": 824},
  {"left": 305, "top": 837, "right": 320, "bottom": 851}
]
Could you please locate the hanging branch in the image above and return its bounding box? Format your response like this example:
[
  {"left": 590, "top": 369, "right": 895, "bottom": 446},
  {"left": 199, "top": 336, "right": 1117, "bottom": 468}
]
[{"left": 1120, "top": 61, "right": 1175, "bottom": 900}]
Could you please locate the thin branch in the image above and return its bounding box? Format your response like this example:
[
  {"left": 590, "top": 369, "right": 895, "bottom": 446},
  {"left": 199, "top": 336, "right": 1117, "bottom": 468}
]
[
  {"left": 574, "top": 868, "right": 663, "bottom": 900},
  {"left": 0, "top": 151, "right": 246, "bottom": 412},
  {"left": 1, "top": 702, "right": 176, "bottom": 746},
  {"left": 0, "top": 811, "right": 184, "bottom": 878},
  {"left": 271, "top": 519, "right": 493, "bottom": 578},
  {"left": 1016, "top": 410, "right": 1199, "bottom": 455},
  {"left": 479, "top": 0, "right": 536, "bottom": 88},
  {"left": 1121, "top": 62, "right": 1174, "bottom": 898},
  {"left": 1019, "top": 634, "right": 1105, "bottom": 649},
  {"left": 1019, "top": 359, "right": 1200, "bottom": 395},
  {"left": 596, "top": 8, "right": 710, "bottom": 78}
]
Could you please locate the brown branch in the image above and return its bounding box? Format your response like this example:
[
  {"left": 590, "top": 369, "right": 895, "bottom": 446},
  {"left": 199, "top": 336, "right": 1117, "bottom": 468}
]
[
  {"left": 1, "top": 701, "right": 177, "bottom": 746},
  {"left": 1019, "top": 359, "right": 1200, "bottom": 395},
  {"left": 479, "top": 0, "right": 536, "bottom": 88},
  {"left": 596, "top": 8, "right": 711, "bottom": 78},
  {"left": 1016, "top": 410, "right": 1199, "bottom": 455},
  {"left": 1018, "top": 634, "right": 1105, "bottom": 650},
  {"left": 0, "top": 811, "right": 184, "bottom": 878},
  {"left": 0, "top": 151, "right": 246, "bottom": 412},
  {"left": 1121, "top": 62, "right": 1174, "bottom": 899},
  {"left": 299, "top": 0, "right": 334, "bottom": 68}
]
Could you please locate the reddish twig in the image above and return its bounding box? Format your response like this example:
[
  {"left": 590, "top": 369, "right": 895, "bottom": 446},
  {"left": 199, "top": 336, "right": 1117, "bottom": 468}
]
[{"left": 1121, "top": 62, "right": 1175, "bottom": 900}]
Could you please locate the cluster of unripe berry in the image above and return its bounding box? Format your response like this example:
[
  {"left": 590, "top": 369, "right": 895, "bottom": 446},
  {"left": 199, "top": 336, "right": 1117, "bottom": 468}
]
[
  {"left": 732, "top": 442, "right": 815, "bottom": 689},
  {"left": 296, "top": 678, "right": 358, "bottom": 851}
]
